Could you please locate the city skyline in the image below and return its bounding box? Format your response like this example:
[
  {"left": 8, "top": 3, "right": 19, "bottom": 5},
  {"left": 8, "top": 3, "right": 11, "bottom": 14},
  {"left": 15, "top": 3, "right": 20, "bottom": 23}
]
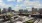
[{"left": 0, "top": 0, "right": 42, "bottom": 11}]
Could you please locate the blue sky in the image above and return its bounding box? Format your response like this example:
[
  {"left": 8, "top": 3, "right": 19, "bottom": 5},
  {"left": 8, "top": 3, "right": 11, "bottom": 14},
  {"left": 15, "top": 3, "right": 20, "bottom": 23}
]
[{"left": 0, "top": 0, "right": 42, "bottom": 11}]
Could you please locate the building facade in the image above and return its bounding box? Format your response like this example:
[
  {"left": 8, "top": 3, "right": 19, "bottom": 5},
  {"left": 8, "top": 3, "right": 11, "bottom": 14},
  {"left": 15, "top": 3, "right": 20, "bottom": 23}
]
[
  {"left": 32, "top": 7, "right": 37, "bottom": 14},
  {"left": 0, "top": 8, "right": 1, "bottom": 14}
]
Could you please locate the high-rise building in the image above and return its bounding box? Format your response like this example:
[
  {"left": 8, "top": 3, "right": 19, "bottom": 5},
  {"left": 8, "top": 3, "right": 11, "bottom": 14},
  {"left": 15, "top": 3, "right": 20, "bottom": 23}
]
[
  {"left": 23, "top": 9, "right": 28, "bottom": 13},
  {"left": 39, "top": 8, "right": 42, "bottom": 14},
  {"left": 2, "top": 8, "right": 7, "bottom": 14},
  {"left": 19, "top": 9, "right": 23, "bottom": 14},
  {"left": 32, "top": 7, "right": 37, "bottom": 14},
  {"left": 8, "top": 7, "right": 12, "bottom": 12},
  {"left": 0, "top": 8, "right": 1, "bottom": 14}
]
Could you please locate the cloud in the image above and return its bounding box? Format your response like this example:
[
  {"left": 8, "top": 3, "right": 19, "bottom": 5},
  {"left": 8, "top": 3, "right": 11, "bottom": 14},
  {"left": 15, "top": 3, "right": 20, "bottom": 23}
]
[
  {"left": 7, "top": 0, "right": 15, "bottom": 2},
  {"left": 14, "top": 4, "right": 21, "bottom": 11},
  {"left": 0, "top": 0, "right": 42, "bottom": 11},
  {"left": 0, "top": 0, "right": 7, "bottom": 8},
  {"left": 0, "top": 0, "right": 14, "bottom": 8},
  {"left": 0, "top": 0, "right": 3, "bottom": 2},
  {"left": 23, "top": 0, "right": 42, "bottom": 8},
  {"left": 14, "top": 0, "right": 42, "bottom": 11},
  {"left": 17, "top": 0, "right": 25, "bottom": 2}
]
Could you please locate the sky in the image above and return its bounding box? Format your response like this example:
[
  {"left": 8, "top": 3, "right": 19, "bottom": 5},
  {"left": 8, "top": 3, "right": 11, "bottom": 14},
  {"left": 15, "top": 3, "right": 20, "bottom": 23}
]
[{"left": 0, "top": 0, "right": 42, "bottom": 11}]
